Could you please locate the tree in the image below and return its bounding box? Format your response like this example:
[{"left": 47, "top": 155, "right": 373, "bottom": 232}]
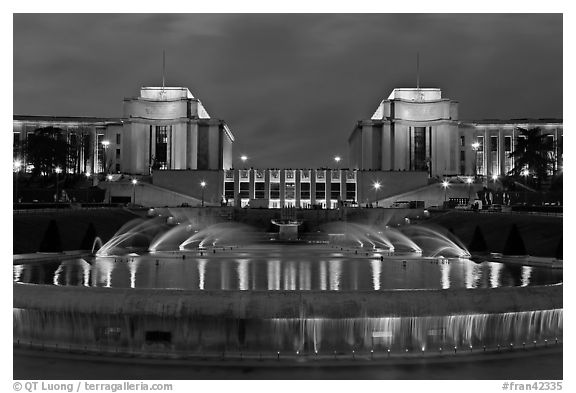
[
  {"left": 25, "top": 127, "right": 69, "bottom": 176},
  {"left": 468, "top": 225, "right": 488, "bottom": 253},
  {"left": 502, "top": 224, "right": 527, "bottom": 256},
  {"left": 80, "top": 222, "right": 97, "bottom": 251},
  {"left": 507, "top": 127, "right": 556, "bottom": 188},
  {"left": 38, "top": 220, "right": 63, "bottom": 252}
]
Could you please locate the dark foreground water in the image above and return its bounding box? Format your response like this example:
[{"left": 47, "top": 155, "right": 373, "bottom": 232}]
[{"left": 13, "top": 346, "right": 562, "bottom": 380}]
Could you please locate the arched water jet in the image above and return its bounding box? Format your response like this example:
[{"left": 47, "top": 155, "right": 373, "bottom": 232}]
[
  {"left": 91, "top": 237, "right": 103, "bottom": 254},
  {"left": 399, "top": 225, "right": 470, "bottom": 258},
  {"left": 322, "top": 222, "right": 421, "bottom": 253},
  {"left": 96, "top": 217, "right": 167, "bottom": 256},
  {"left": 149, "top": 222, "right": 197, "bottom": 252},
  {"left": 179, "top": 223, "right": 256, "bottom": 250}
]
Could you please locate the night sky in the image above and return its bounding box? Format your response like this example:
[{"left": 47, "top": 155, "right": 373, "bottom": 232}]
[{"left": 13, "top": 14, "right": 563, "bottom": 169}]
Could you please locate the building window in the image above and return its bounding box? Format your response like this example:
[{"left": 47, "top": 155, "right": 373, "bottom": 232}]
[
  {"left": 315, "top": 182, "right": 325, "bottom": 200},
  {"left": 116, "top": 134, "right": 121, "bottom": 145},
  {"left": 224, "top": 181, "right": 235, "bottom": 200},
  {"left": 300, "top": 182, "right": 310, "bottom": 200},
  {"left": 413, "top": 127, "right": 427, "bottom": 171},
  {"left": 115, "top": 163, "right": 121, "bottom": 173},
  {"left": 97, "top": 133, "right": 105, "bottom": 173},
  {"left": 155, "top": 126, "right": 168, "bottom": 170},
  {"left": 13, "top": 132, "right": 20, "bottom": 158},
  {"left": 116, "top": 149, "right": 121, "bottom": 160},
  {"left": 255, "top": 182, "right": 265, "bottom": 199},
  {"left": 490, "top": 136, "right": 499, "bottom": 176},
  {"left": 285, "top": 182, "right": 295, "bottom": 200},
  {"left": 239, "top": 182, "right": 250, "bottom": 199},
  {"left": 476, "top": 136, "right": 484, "bottom": 176},
  {"left": 330, "top": 183, "right": 340, "bottom": 200},
  {"left": 504, "top": 136, "right": 513, "bottom": 174},
  {"left": 270, "top": 183, "right": 280, "bottom": 199},
  {"left": 460, "top": 135, "right": 465, "bottom": 147},
  {"left": 345, "top": 183, "right": 356, "bottom": 202}
]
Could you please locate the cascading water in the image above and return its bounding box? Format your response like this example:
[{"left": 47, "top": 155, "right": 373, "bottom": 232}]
[{"left": 13, "top": 308, "right": 562, "bottom": 354}]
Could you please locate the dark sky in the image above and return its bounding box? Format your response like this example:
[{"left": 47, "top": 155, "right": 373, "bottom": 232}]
[{"left": 13, "top": 14, "right": 563, "bottom": 169}]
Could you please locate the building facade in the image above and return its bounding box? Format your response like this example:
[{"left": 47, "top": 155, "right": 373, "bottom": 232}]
[
  {"left": 14, "top": 84, "right": 562, "bottom": 208},
  {"left": 349, "top": 88, "right": 563, "bottom": 178},
  {"left": 13, "top": 86, "right": 234, "bottom": 176}
]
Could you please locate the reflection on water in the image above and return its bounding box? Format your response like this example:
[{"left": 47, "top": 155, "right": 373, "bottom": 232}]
[
  {"left": 14, "top": 250, "right": 563, "bottom": 291},
  {"left": 521, "top": 266, "right": 532, "bottom": 287},
  {"left": 329, "top": 259, "right": 342, "bottom": 291},
  {"left": 370, "top": 260, "right": 381, "bottom": 291},
  {"left": 490, "top": 263, "right": 503, "bottom": 288},
  {"left": 440, "top": 261, "right": 450, "bottom": 289}
]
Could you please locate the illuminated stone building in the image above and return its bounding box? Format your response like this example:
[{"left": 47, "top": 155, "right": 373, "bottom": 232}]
[
  {"left": 349, "top": 87, "right": 563, "bottom": 178},
  {"left": 13, "top": 86, "right": 234, "bottom": 176},
  {"left": 13, "top": 85, "right": 562, "bottom": 208}
]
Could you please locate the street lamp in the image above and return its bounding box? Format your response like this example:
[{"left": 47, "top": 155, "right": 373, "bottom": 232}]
[
  {"left": 240, "top": 155, "right": 248, "bottom": 166},
  {"left": 466, "top": 176, "right": 473, "bottom": 202},
  {"left": 491, "top": 174, "right": 498, "bottom": 185},
  {"left": 522, "top": 169, "right": 529, "bottom": 204},
  {"left": 14, "top": 159, "right": 22, "bottom": 203},
  {"left": 373, "top": 181, "right": 381, "bottom": 207},
  {"left": 442, "top": 180, "right": 449, "bottom": 204},
  {"left": 131, "top": 178, "right": 138, "bottom": 205},
  {"left": 55, "top": 166, "right": 62, "bottom": 203},
  {"left": 471, "top": 142, "right": 480, "bottom": 178},
  {"left": 334, "top": 155, "right": 341, "bottom": 168},
  {"left": 101, "top": 140, "right": 110, "bottom": 174},
  {"left": 200, "top": 181, "right": 206, "bottom": 207}
]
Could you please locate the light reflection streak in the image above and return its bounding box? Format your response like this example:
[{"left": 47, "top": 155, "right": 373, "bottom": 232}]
[
  {"left": 267, "top": 260, "right": 281, "bottom": 290},
  {"left": 490, "top": 263, "right": 503, "bottom": 288},
  {"left": 237, "top": 259, "right": 249, "bottom": 290},
  {"left": 299, "top": 262, "right": 311, "bottom": 290},
  {"left": 13, "top": 265, "right": 23, "bottom": 282},
  {"left": 53, "top": 264, "right": 63, "bottom": 286},
  {"left": 521, "top": 266, "right": 532, "bottom": 287},
  {"left": 83, "top": 261, "right": 91, "bottom": 287},
  {"left": 440, "top": 261, "right": 450, "bottom": 289},
  {"left": 328, "top": 259, "right": 342, "bottom": 291},
  {"left": 464, "top": 262, "right": 480, "bottom": 289},
  {"left": 198, "top": 259, "right": 207, "bottom": 290},
  {"left": 370, "top": 260, "right": 381, "bottom": 290},
  {"left": 319, "top": 260, "right": 327, "bottom": 290}
]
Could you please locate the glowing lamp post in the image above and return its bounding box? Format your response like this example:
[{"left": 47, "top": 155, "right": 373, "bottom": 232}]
[
  {"left": 55, "top": 166, "right": 62, "bottom": 202},
  {"left": 240, "top": 155, "right": 248, "bottom": 166},
  {"left": 522, "top": 169, "right": 530, "bottom": 204},
  {"left": 491, "top": 174, "right": 498, "bottom": 185},
  {"left": 373, "top": 181, "right": 381, "bottom": 207},
  {"left": 85, "top": 172, "right": 91, "bottom": 202},
  {"left": 334, "top": 155, "right": 341, "bottom": 169},
  {"left": 441, "top": 180, "right": 449, "bottom": 205},
  {"left": 131, "top": 178, "right": 138, "bottom": 205},
  {"left": 471, "top": 142, "right": 480, "bottom": 177},
  {"left": 466, "top": 177, "right": 473, "bottom": 202},
  {"left": 200, "top": 181, "right": 206, "bottom": 207},
  {"left": 14, "top": 160, "right": 22, "bottom": 203}
]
